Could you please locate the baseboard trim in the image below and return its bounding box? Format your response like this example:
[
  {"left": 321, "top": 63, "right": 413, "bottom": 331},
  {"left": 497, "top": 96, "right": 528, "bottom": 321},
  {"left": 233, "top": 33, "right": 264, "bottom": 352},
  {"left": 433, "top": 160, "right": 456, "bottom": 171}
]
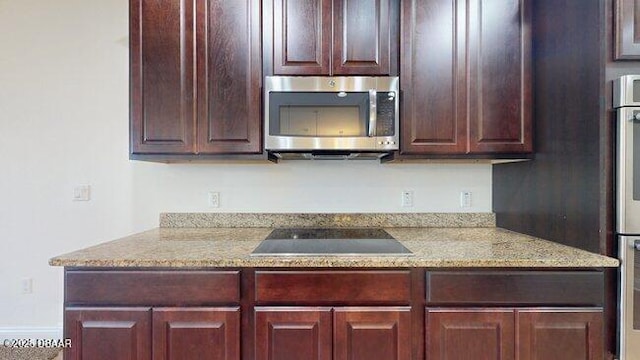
[{"left": 0, "top": 327, "right": 63, "bottom": 340}]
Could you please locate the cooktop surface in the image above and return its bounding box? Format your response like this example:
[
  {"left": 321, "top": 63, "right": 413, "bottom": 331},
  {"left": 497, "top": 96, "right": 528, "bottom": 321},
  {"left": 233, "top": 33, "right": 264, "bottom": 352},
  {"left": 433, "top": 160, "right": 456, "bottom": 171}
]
[{"left": 251, "top": 228, "right": 413, "bottom": 256}]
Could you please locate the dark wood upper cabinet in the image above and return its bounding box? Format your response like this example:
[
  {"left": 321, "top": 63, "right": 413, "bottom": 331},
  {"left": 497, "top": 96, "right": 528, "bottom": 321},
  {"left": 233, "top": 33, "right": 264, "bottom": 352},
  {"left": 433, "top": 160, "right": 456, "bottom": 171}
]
[
  {"left": 130, "top": 0, "right": 196, "bottom": 154},
  {"left": 265, "top": 0, "right": 332, "bottom": 75},
  {"left": 196, "top": 0, "right": 262, "bottom": 154},
  {"left": 65, "top": 307, "right": 152, "bottom": 360},
  {"left": 130, "top": 0, "right": 261, "bottom": 157},
  {"left": 332, "top": 0, "right": 397, "bottom": 75},
  {"left": 401, "top": 0, "right": 532, "bottom": 155},
  {"left": 264, "top": 0, "right": 399, "bottom": 76},
  {"left": 467, "top": 0, "right": 532, "bottom": 153},
  {"left": 400, "top": 0, "right": 467, "bottom": 154},
  {"left": 615, "top": 0, "right": 640, "bottom": 59}
]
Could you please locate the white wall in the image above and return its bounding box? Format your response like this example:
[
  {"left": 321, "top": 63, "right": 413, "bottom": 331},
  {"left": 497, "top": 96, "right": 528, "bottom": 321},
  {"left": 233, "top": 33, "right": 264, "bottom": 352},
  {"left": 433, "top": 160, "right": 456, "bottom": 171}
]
[{"left": 0, "top": 0, "right": 491, "bottom": 336}]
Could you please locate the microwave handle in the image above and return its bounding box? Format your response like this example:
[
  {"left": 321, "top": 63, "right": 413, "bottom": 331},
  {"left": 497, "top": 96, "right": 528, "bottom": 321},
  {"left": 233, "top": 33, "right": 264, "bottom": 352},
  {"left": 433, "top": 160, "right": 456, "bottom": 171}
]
[{"left": 368, "top": 89, "right": 377, "bottom": 137}]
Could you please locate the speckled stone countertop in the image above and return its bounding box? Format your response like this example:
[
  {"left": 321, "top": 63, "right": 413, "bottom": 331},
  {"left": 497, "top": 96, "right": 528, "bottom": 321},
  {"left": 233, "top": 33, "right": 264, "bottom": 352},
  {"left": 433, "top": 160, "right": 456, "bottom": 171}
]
[{"left": 49, "top": 226, "right": 619, "bottom": 268}]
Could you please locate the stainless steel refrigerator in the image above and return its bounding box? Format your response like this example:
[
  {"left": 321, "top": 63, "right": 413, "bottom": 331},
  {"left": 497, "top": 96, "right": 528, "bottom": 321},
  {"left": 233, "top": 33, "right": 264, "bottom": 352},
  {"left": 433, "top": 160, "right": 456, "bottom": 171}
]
[{"left": 614, "top": 75, "right": 640, "bottom": 359}]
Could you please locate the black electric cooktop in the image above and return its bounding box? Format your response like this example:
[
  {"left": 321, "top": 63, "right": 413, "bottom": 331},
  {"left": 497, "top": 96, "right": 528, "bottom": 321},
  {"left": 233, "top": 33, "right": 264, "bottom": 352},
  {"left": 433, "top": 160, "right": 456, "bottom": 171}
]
[{"left": 250, "top": 228, "right": 413, "bottom": 256}]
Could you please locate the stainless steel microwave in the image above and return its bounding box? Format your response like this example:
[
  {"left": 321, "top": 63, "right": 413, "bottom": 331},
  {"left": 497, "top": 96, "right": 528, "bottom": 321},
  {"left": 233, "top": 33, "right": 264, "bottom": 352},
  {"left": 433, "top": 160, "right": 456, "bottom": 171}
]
[{"left": 264, "top": 76, "right": 399, "bottom": 158}]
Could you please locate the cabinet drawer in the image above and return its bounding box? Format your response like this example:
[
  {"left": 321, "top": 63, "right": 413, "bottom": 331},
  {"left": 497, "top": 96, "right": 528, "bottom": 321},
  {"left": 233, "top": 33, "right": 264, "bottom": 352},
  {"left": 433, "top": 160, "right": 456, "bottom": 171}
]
[
  {"left": 65, "top": 270, "right": 240, "bottom": 305},
  {"left": 255, "top": 270, "right": 411, "bottom": 304},
  {"left": 426, "top": 271, "right": 603, "bottom": 306}
]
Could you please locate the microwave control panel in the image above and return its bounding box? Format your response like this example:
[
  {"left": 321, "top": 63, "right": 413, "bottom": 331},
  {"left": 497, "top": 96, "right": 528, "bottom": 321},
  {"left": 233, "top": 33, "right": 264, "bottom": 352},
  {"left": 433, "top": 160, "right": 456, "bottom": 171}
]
[{"left": 376, "top": 92, "right": 396, "bottom": 136}]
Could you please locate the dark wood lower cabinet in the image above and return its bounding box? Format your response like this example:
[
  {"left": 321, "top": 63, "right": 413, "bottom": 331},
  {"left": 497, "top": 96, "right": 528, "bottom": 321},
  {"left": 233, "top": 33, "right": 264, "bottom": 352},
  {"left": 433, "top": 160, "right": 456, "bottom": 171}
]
[
  {"left": 517, "top": 309, "right": 604, "bottom": 360},
  {"left": 334, "top": 307, "right": 411, "bottom": 360},
  {"left": 426, "top": 309, "right": 515, "bottom": 360},
  {"left": 254, "top": 307, "right": 332, "bottom": 360},
  {"left": 254, "top": 306, "right": 411, "bottom": 360},
  {"left": 426, "top": 308, "right": 604, "bottom": 360},
  {"left": 63, "top": 269, "right": 606, "bottom": 360},
  {"left": 65, "top": 307, "right": 152, "bottom": 360},
  {"left": 153, "top": 307, "right": 240, "bottom": 360},
  {"left": 65, "top": 307, "right": 240, "bottom": 360}
]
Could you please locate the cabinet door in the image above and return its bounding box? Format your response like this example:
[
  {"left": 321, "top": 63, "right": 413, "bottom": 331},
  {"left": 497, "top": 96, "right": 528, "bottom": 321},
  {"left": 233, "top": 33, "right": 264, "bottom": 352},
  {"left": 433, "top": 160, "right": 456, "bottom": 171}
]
[
  {"left": 332, "top": 0, "right": 398, "bottom": 75},
  {"left": 65, "top": 307, "right": 151, "bottom": 360},
  {"left": 615, "top": 0, "right": 640, "bottom": 59},
  {"left": 255, "top": 307, "right": 332, "bottom": 360},
  {"left": 400, "top": 0, "right": 467, "bottom": 154},
  {"left": 152, "top": 307, "right": 240, "bottom": 360},
  {"left": 467, "top": 0, "right": 532, "bottom": 154},
  {"left": 426, "top": 308, "right": 515, "bottom": 360},
  {"left": 195, "top": 0, "right": 262, "bottom": 154},
  {"left": 334, "top": 307, "right": 411, "bottom": 360},
  {"left": 517, "top": 308, "right": 604, "bottom": 360},
  {"left": 130, "top": 0, "right": 196, "bottom": 154},
  {"left": 265, "top": 0, "right": 332, "bottom": 75}
]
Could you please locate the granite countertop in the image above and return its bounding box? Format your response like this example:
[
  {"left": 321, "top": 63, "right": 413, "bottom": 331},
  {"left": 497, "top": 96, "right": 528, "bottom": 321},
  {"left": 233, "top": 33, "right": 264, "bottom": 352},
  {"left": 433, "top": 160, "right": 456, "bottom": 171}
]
[{"left": 49, "top": 213, "right": 619, "bottom": 268}]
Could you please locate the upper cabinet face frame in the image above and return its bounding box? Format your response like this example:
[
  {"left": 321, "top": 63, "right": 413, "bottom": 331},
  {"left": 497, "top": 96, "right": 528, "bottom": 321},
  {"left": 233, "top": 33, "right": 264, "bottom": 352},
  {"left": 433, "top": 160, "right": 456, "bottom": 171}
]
[{"left": 263, "top": 0, "right": 400, "bottom": 76}]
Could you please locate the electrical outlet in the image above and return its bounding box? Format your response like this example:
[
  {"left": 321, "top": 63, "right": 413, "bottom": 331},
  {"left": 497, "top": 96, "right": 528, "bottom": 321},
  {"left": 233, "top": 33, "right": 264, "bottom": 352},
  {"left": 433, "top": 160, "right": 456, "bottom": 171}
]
[
  {"left": 460, "top": 191, "right": 472, "bottom": 208},
  {"left": 21, "top": 278, "right": 33, "bottom": 294},
  {"left": 208, "top": 192, "right": 220, "bottom": 208},
  {"left": 401, "top": 190, "right": 414, "bottom": 207},
  {"left": 73, "top": 185, "right": 91, "bottom": 201}
]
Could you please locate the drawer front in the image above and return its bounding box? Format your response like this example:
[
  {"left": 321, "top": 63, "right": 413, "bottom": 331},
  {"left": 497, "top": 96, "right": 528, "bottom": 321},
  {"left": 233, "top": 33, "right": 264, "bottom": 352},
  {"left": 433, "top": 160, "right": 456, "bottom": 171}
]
[
  {"left": 426, "top": 271, "right": 604, "bottom": 306},
  {"left": 255, "top": 270, "right": 411, "bottom": 304},
  {"left": 65, "top": 270, "right": 240, "bottom": 305}
]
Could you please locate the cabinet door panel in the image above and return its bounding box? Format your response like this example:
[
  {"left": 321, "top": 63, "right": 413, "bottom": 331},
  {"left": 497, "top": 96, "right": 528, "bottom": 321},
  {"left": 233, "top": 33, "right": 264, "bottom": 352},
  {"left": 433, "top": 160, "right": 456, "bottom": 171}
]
[
  {"left": 65, "top": 307, "right": 151, "bottom": 360},
  {"left": 267, "top": 0, "right": 332, "bottom": 75},
  {"left": 467, "top": 0, "right": 532, "bottom": 153},
  {"left": 333, "top": 0, "right": 398, "bottom": 75},
  {"left": 517, "top": 309, "right": 604, "bottom": 360},
  {"left": 615, "top": 0, "right": 640, "bottom": 59},
  {"left": 255, "top": 307, "right": 332, "bottom": 360},
  {"left": 426, "top": 308, "right": 514, "bottom": 360},
  {"left": 153, "top": 307, "right": 240, "bottom": 360},
  {"left": 400, "top": 0, "right": 467, "bottom": 154},
  {"left": 334, "top": 307, "right": 411, "bottom": 360},
  {"left": 196, "top": 0, "right": 261, "bottom": 154},
  {"left": 130, "top": 0, "right": 196, "bottom": 154}
]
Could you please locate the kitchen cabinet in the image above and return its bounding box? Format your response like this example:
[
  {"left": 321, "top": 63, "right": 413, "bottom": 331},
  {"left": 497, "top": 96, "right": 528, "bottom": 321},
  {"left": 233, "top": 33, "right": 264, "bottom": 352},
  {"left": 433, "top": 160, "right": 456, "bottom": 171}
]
[
  {"left": 130, "top": 0, "right": 261, "bottom": 158},
  {"left": 426, "top": 309, "right": 515, "bottom": 359},
  {"left": 400, "top": 0, "right": 532, "bottom": 155},
  {"left": 65, "top": 307, "right": 240, "bottom": 360},
  {"left": 615, "top": 0, "right": 640, "bottom": 59},
  {"left": 255, "top": 307, "right": 411, "bottom": 360},
  {"left": 263, "top": 0, "right": 399, "bottom": 76},
  {"left": 63, "top": 270, "right": 241, "bottom": 360},
  {"left": 426, "top": 308, "right": 603, "bottom": 360},
  {"left": 153, "top": 308, "right": 240, "bottom": 360},
  {"left": 65, "top": 308, "right": 151, "bottom": 360},
  {"left": 62, "top": 268, "right": 605, "bottom": 360}
]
